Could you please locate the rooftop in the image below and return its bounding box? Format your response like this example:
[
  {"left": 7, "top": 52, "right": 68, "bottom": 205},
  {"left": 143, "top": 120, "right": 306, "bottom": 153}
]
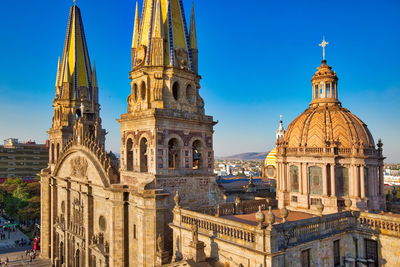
[{"left": 223, "top": 209, "right": 316, "bottom": 226}]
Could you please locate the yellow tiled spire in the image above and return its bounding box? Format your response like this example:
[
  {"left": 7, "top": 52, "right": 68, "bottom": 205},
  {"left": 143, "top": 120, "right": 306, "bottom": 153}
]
[
  {"left": 152, "top": 0, "right": 164, "bottom": 38},
  {"left": 58, "top": 4, "right": 93, "bottom": 100},
  {"left": 132, "top": 2, "right": 140, "bottom": 49},
  {"left": 133, "top": 0, "right": 193, "bottom": 69}
]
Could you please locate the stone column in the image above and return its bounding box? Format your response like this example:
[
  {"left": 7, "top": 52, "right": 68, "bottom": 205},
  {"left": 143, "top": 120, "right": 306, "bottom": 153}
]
[
  {"left": 109, "top": 195, "right": 126, "bottom": 267},
  {"left": 83, "top": 185, "right": 92, "bottom": 267},
  {"left": 40, "top": 175, "right": 52, "bottom": 258},
  {"left": 299, "top": 163, "right": 304, "bottom": 194},
  {"left": 354, "top": 166, "right": 360, "bottom": 198},
  {"left": 304, "top": 163, "right": 309, "bottom": 195},
  {"left": 322, "top": 165, "right": 328, "bottom": 196},
  {"left": 360, "top": 167, "right": 366, "bottom": 198},
  {"left": 65, "top": 182, "right": 71, "bottom": 267},
  {"left": 50, "top": 178, "right": 58, "bottom": 261},
  {"left": 330, "top": 165, "right": 336, "bottom": 197}
]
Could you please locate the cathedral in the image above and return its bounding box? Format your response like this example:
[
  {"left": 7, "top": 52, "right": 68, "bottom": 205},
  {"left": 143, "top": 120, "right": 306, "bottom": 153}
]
[{"left": 40, "top": 1, "right": 400, "bottom": 267}]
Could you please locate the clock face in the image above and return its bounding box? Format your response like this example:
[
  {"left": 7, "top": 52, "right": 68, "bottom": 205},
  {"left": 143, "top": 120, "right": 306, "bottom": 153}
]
[{"left": 136, "top": 45, "right": 146, "bottom": 65}]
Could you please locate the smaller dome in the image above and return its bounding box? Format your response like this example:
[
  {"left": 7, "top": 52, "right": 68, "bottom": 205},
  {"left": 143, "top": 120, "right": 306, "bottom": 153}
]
[{"left": 264, "top": 148, "right": 277, "bottom": 167}]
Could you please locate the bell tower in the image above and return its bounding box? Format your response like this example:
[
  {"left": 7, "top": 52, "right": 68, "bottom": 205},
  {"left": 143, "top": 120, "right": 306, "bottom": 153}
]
[
  {"left": 49, "top": 3, "right": 105, "bottom": 167},
  {"left": 118, "top": 1, "right": 217, "bottom": 264}
]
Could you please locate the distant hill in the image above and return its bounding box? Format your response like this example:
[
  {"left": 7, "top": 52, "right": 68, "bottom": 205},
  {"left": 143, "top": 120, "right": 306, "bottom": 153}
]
[{"left": 217, "top": 152, "right": 269, "bottom": 161}]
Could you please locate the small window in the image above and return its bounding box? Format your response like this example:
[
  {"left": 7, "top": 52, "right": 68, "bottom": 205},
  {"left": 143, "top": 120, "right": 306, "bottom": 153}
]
[
  {"left": 141, "top": 82, "right": 146, "bottom": 100},
  {"left": 333, "top": 240, "right": 340, "bottom": 266},
  {"left": 291, "top": 195, "right": 298, "bottom": 202},
  {"left": 172, "top": 82, "right": 179, "bottom": 101},
  {"left": 326, "top": 83, "right": 331, "bottom": 98},
  {"left": 133, "top": 84, "right": 138, "bottom": 101},
  {"left": 133, "top": 224, "right": 137, "bottom": 239},
  {"left": 365, "top": 239, "right": 378, "bottom": 267},
  {"left": 301, "top": 249, "right": 310, "bottom": 267},
  {"left": 314, "top": 85, "right": 319, "bottom": 98}
]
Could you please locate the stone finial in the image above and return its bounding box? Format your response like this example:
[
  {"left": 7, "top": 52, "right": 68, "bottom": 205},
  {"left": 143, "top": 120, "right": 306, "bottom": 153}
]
[
  {"left": 280, "top": 206, "right": 289, "bottom": 223},
  {"left": 174, "top": 191, "right": 181, "bottom": 208},
  {"left": 265, "top": 206, "right": 275, "bottom": 228},
  {"left": 345, "top": 198, "right": 352, "bottom": 211},
  {"left": 316, "top": 201, "right": 324, "bottom": 216},
  {"left": 255, "top": 206, "right": 265, "bottom": 229}
]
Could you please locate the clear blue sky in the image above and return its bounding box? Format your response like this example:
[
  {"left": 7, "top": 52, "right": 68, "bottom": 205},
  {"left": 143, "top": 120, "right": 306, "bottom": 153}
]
[{"left": 1, "top": 0, "right": 400, "bottom": 162}]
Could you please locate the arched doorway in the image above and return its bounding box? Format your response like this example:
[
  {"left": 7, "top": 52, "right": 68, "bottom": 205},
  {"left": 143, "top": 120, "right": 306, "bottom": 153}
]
[
  {"left": 126, "top": 138, "right": 133, "bottom": 171},
  {"left": 140, "top": 138, "right": 148, "bottom": 172}
]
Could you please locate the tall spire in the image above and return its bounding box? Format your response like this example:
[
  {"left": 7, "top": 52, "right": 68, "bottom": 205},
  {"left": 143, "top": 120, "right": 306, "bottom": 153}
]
[
  {"left": 55, "top": 57, "right": 61, "bottom": 88},
  {"left": 152, "top": 0, "right": 163, "bottom": 38},
  {"left": 58, "top": 4, "right": 94, "bottom": 100},
  {"left": 132, "top": 2, "right": 140, "bottom": 49},
  {"left": 189, "top": 2, "right": 197, "bottom": 50},
  {"left": 132, "top": 0, "right": 193, "bottom": 69},
  {"left": 189, "top": 2, "right": 198, "bottom": 73}
]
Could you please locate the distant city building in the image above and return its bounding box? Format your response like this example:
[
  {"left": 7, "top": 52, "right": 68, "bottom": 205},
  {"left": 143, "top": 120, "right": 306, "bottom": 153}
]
[{"left": 0, "top": 138, "right": 48, "bottom": 179}]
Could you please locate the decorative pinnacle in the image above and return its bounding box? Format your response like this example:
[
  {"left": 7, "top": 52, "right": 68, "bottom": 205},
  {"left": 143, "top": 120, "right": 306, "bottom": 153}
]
[{"left": 319, "top": 37, "right": 329, "bottom": 60}]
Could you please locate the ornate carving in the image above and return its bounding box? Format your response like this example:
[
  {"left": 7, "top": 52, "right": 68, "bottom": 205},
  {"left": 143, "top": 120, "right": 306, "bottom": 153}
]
[
  {"left": 175, "top": 48, "right": 189, "bottom": 69},
  {"left": 136, "top": 45, "right": 147, "bottom": 66},
  {"left": 70, "top": 156, "right": 88, "bottom": 178}
]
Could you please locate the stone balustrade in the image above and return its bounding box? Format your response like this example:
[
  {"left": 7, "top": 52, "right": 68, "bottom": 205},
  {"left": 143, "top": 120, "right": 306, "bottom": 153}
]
[
  {"left": 278, "top": 146, "right": 378, "bottom": 157},
  {"left": 175, "top": 208, "right": 257, "bottom": 248},
  {"left": 357, "top": 212, "right": 400, "bottom": 237},
  {"left": 174, "top": 206, "right": 400, "bottom": 255}
]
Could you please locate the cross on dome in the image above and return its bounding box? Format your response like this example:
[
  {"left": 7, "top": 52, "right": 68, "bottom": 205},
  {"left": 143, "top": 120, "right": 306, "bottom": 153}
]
[{"left": 319, "top": 37, "right": 329, "bottom": 60}]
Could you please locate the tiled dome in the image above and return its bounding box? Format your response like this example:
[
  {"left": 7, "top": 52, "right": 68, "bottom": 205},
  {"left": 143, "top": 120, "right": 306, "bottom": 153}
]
[{"left": 281, "top": 104, "right": 375, "bottom": 149}]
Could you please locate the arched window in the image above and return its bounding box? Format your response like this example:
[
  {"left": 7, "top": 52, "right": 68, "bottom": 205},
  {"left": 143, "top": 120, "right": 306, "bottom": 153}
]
[
  {"left": 336, "top": 166, "right": 349, "bottom": 197},
  {"left": 326, "top": 83, "right": 331, "bottom": 98},
  {"left": 141, "top": 81, "right": 146, "bottom": 100},
  {"left": 314, "top": 84, "right": 319, "bottom": 98},
  {"left": 186, "top": 84, "right": 196, "bottom": 104},
  {"left": 133, "top": 84, "right": 138, "bottom": 101},
  {"left": 309, "top": 166, "right": 323, "bottom": 195},
  {"left": 172, "top": 82, "right": 180, "bottom": 101},
  {"left": 168, "top": 138, "right": 180, "bottom": 169},
  {"left": 126, "top": 138, "right": 133, "bottom": 171},
  {"left": 140, "top": 138, "right": 148, "bottom": 172},
  {"left": 192, "top": 140, "right": 203, "bottom": 169},
  {"left": 290, "top": 165, "right": 299, "bottom": 192}
]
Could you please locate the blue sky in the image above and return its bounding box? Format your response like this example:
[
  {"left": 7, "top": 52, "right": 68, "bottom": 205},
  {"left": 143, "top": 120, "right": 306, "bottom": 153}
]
[{"left": 1, "top": 0, "right": 400, "bottom": 162}]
